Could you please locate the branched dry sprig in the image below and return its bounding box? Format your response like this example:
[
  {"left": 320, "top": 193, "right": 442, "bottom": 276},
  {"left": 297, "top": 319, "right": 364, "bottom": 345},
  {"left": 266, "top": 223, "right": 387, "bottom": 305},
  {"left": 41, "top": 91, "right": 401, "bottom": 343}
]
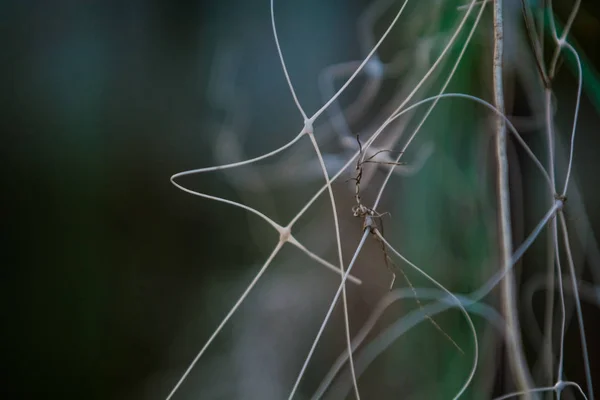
[
  {"left": 165, "top": 0, "right": 594, "bottom": 399},
  {"left": 351, "top": 132, "right": 464, "bottom": 358}
]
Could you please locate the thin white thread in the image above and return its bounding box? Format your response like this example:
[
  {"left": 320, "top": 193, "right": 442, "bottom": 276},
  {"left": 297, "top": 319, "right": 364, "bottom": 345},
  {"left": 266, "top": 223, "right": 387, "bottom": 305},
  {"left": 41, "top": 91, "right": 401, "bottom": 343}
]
[
  {"left": 165, "top": 241, "right": 284, "bottom": 400},
  {"left": 305, "top": 125, "right": 361, "bottom": 399},
  {"left": 270, "top": 0, "right": 307, "bottom": 121},
  {"left": 287, "top": 229, "right": 370, "bottom": 399},
  {"left": 561, "top": 42, "right": 583, "bottom": 196},
  {"left": 559, "top": 212, "right": 595, "bottom": 400}
]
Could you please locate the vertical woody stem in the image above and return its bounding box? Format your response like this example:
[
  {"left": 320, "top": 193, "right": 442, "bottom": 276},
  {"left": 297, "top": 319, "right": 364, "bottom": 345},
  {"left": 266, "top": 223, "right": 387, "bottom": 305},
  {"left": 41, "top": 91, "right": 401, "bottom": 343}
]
[{"left": 493, "top": 0, "right": 535, "bottom": 396}]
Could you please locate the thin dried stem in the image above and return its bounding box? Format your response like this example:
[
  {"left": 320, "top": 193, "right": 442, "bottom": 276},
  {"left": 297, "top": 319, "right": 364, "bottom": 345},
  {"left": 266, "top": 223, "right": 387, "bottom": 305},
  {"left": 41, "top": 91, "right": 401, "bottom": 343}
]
[{"left": 493, "top": 0, "right": 534, "bottom": 395}]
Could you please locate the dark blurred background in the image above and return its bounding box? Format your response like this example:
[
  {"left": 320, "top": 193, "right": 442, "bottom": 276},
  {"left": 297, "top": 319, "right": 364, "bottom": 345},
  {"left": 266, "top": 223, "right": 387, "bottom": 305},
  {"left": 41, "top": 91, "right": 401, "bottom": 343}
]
[
  {"left": 3, "top": 1, "right": 600, "bottom": 399},
  {"left": 3, "top": 1, "right": 368, "bottom": 398}
]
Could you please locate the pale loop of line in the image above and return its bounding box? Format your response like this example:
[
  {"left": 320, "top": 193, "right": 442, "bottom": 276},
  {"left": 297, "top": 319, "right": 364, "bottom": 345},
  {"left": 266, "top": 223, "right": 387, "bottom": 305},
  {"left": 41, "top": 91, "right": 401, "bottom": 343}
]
[
  {"left": 287, "top": 228, "right": 370, "bottom": 400},
  {"left": 270, "top": 0, "right": 307, "bottom": 121},
  {"left": 558, "top": 212, "right": 595, "bottom": 400},
  {"left": 164, "top": 240, "right": 284, "bottom": 400},
  {"left": 561, "top": 42, "right": 583, "bottom": 196},
  {"left": 375, "top": 231, "right": 479, "bottom": 400},
  {"left": 313, "top": 287, "right": 506, "bottom": 400},
  {"left": 287, "top": 146, "right": 361, "bottom": 227},
  {"left": 305, "top": 125, "right": 361, "bottom": 399},
  {"left": 492, "top": 381, "right": 588, "bottom": 400}
]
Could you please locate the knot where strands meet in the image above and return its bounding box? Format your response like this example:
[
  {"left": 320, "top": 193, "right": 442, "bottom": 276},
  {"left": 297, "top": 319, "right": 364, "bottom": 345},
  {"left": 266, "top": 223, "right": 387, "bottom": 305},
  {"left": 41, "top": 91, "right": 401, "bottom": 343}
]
[
  {"left": 278, "top": 225, "right": 292, "bottom": 243},
  {"left": 302, "top": 118, "right": 314, "bottom": 136},
  {"left": 554, "top": 193, "right": 567, "bottom": 206},
  {"left": 553, "top": 380, "right": 566, "bottom": 394},
  {"left": 363, "top": 215, "right": 376, "bottom": 234}
]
